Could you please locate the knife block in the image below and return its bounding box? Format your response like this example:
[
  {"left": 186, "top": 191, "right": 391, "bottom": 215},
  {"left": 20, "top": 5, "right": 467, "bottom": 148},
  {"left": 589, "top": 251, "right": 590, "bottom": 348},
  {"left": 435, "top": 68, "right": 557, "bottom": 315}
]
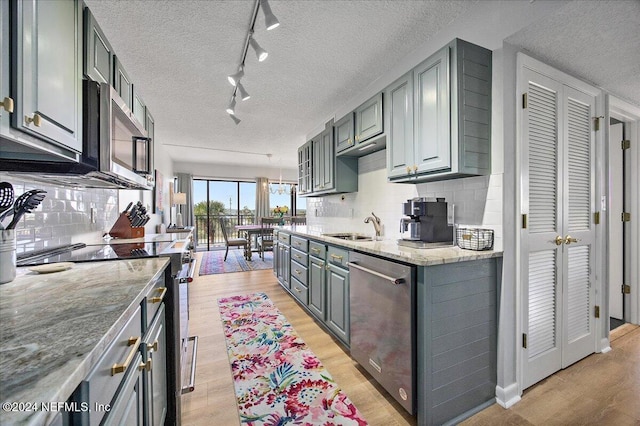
[{"left": 109, "top": 213, "right": 145, "bottom": 239}]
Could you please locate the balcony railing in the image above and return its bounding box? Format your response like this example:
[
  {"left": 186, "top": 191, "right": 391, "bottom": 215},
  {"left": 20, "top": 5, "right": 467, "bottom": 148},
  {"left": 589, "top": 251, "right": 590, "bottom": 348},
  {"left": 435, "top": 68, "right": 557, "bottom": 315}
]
[{"left": 195, "top": 214, "right": 254, "bottom": 250}]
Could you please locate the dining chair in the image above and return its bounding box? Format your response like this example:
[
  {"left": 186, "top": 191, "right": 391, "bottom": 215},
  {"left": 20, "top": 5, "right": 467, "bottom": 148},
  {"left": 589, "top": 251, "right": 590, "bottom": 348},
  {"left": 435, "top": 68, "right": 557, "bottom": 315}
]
[
  {"left": 257, "top": 217, "right": 280, "bottom": 260},
  {"left": 289, "top": 216, "right": 306, "bottom": 225},
  {"left": 219, "top": 217, "right": 248, "bottom": 261}
]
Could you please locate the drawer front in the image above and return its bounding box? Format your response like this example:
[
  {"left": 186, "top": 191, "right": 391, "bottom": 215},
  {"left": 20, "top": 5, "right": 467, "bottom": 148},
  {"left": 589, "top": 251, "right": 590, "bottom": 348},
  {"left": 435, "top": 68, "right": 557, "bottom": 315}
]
[
  {"left": 145, "top": 274, "right": 167, "bottom": 331},
  {"left": 291, "top": 277, "right": 309, "bottom": 305},
  {"left": 85, "top": 306, "right": 143, "bottom": 425},
  {"left": 290, "top": 260, "right": 308, "bottom": 286},
  {"left": 290, "top": 247, "right": 308, "bottom": 267},
  {"left": 309, "top": 241, "right": 326, "bottom": 259},
  {"left": 327, "top": 246, "right": 349, "bottom": 268},
  {"left": 290, "top": 236, "right": 308, "bottom": 252},
  {"left": 278, "top": 232, "right": 290, "bottom": 245}
]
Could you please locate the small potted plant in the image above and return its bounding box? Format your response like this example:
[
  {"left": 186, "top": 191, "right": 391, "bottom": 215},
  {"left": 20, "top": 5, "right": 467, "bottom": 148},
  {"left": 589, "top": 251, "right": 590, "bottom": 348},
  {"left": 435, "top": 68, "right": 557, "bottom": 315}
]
[{"left": 272, "top": 205, "right": 289, "bottom": 224}]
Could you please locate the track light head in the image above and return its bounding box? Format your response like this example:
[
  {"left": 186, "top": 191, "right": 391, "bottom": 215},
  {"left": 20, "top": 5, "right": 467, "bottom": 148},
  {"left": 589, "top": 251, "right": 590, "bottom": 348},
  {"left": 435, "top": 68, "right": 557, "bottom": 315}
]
[
  {"left": 225, "top": 96, "right": 237, "bottom": 115},
  {"left": 227, "top": 67, "right": 244, "bottom": 86},
  {"left": 260, "top": 0, "right": 280, "bottom": 30},
  {"left": 237, "top": 82, "right": 250, "bottom": 101},
  {"left": 249, "top": 36, "right": 268, "bottom": 62},
  {"left": 229, "top": 113, "right": 241, "bottom": 125}
]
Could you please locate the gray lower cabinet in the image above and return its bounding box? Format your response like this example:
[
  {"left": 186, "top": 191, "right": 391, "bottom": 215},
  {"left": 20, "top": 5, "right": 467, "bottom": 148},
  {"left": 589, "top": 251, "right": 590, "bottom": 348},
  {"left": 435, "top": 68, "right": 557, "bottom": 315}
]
[
  {"left": 69, "top": 272, "right": 170, "bottom": 426},
  {"left": 9, "top": 0, "right": 83, "bottom": 154},
  {"left": 275, "top": 232, "right": 290, "bottom": 289},
  {"left": 387, "top": 38, "right": 492, "bottom": 183},
  {"left": 308, "top": 249, "right": 326, "bottom": 319},
  {"left": 326, "top": 262, "right": 349, "bottom": 344},
  {"left": 144, "top": 304, "right": 167, "bottom": 426},
  {"left": 417, "top": 257, "right": 499, "bottom": 425}
]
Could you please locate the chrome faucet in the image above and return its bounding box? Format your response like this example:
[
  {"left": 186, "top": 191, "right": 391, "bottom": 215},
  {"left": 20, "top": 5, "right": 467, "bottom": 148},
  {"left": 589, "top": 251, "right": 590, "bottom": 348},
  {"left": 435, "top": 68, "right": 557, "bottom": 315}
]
[{"left": 364, "top": 212, "right": 382, "bottom": 237}]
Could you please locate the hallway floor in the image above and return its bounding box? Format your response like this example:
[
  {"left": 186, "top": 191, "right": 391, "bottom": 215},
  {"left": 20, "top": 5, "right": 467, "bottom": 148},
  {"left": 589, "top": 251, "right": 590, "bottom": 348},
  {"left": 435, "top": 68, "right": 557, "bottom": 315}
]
[{"left": 181, "top": 254, "right": 640, "bottom": 425}]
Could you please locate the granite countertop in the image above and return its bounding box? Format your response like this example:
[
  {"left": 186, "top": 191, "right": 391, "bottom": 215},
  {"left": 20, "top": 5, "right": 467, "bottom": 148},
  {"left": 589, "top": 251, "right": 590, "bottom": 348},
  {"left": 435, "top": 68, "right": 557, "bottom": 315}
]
[
  {"left": 276, "top": 226, "right": 502, "bottom": 266},
  {"left": 0, "top": 257, "right": 170, "bottom": 426}
]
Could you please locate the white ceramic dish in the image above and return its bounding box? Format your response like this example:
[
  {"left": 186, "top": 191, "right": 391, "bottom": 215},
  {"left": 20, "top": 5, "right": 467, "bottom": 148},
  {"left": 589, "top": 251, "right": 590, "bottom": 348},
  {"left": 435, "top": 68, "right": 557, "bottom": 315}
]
[{"left": 28, "top": 262, "right": 75, "bottom": 274}]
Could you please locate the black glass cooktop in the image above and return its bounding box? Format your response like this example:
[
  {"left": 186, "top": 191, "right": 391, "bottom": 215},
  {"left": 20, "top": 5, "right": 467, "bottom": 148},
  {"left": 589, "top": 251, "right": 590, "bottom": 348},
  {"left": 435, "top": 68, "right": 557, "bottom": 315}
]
[{"left": 17, "top": 241, "right": 173, "bottom": 267}]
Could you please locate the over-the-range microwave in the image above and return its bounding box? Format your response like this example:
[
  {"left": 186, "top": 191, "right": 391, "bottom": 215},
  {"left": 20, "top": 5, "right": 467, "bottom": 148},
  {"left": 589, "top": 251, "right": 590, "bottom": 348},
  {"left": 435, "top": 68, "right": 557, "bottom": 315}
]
[{"left": 0, "top": 80, "right": 154, "bottom": 190}]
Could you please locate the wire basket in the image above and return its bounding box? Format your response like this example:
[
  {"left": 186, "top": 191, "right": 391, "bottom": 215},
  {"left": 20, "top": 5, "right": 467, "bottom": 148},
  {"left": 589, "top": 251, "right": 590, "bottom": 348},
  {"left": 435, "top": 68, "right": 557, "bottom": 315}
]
[{"left": 456, "top": 227, "right": 494, "bottom": 251}]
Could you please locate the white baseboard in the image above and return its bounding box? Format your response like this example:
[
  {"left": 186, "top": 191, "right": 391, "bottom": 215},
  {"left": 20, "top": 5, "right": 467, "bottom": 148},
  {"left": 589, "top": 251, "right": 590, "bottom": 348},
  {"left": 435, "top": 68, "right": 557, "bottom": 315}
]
[
  {"left": 600, "top": 337, "right": 612, "bottom": 353},
  {"left": 495, "top": 383, "right": 521, "bottom": 408}
]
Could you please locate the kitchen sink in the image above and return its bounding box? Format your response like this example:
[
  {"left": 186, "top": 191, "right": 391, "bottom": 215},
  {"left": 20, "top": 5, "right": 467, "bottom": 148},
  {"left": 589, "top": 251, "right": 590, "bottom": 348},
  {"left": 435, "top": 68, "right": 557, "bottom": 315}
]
[{"left": 321, "top": 233, "right": 373, "bottom": 241}]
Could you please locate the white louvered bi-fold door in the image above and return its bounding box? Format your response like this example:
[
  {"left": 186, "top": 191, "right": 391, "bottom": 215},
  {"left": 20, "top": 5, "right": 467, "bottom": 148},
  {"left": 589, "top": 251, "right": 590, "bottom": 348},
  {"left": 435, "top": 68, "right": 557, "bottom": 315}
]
[{"left": 521, "top": 68, "right": 596, "bottom": 389}]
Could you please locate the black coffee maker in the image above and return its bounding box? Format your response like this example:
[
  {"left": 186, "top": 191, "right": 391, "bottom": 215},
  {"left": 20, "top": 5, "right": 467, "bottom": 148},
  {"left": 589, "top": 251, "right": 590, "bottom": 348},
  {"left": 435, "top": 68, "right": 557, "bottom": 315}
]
[{"left": 399, "top": 198, "right": 453, "bottom": 248}]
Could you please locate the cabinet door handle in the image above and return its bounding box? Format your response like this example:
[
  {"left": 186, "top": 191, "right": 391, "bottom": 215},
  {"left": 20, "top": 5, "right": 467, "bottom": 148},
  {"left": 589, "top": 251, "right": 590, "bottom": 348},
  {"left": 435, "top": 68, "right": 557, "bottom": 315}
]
[
  {"left": 111, "top": 336, "right": 141, "bottom": 375},
  {"left": 356, "top": 135, "right": 360, "bottom": 142},
  {"left": 348, "top": 138, "right": 352, "bottom": 144},
  {"left": 406, "top": 166, "right": 412, "bottom": 174},
  {"left": 294, "top": 254, "right": 301, "bottom": 260},
  {"left": 25, "top": 113, "right": 42, "bottom": 127},
  {"left": 294, "top": 269, "right": 302, "bottom": 275},
  {"left": 311, "top": 248, "right": 320, "bottom": 254},
  {"left": 413, "top": 165, "right": 418, "bottom": 173},
  {"left": 554, "top": 236, "right": 564, "bottom": 246},
  {"left": 330, "top": 254, "right": 343, "bottom": 261},
  {"left": 139, "top": 360, "right": 152, "bottom": 372},
  {"left": 1, "top": 97, "right": 14, "bottom": 113},
  {"left": 149, "top": 287, "right": 167, "bottom": 303},
  {"left": 147, "top": 340, "right": 158, "bottom": 352},
  {"left": 294, "top": 287, "right": 301, "bottom": 293}
]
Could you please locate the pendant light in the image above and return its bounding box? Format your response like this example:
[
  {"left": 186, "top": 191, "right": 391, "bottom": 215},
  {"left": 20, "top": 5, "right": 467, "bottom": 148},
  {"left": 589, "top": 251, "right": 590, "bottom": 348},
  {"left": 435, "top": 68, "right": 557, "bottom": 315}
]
[
  {"left": 229, "top": 113, "right": 241, "bottom": 125},
  {"left": 225, "top": 96, "right": 236, "bottom": 115},
  {"left": 227, "top": 67, "right": 244, "bottom": 86}
]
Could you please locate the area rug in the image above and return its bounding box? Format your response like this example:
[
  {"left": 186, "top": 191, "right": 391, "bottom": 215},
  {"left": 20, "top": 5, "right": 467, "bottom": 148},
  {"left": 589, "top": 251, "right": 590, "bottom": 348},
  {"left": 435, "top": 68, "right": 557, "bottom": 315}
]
[
  {"left": 199, "top": 250, "right": 273, "bottom": 275},
  {"left": 218, "top": 292, "right": 368, "bottom": 426}
]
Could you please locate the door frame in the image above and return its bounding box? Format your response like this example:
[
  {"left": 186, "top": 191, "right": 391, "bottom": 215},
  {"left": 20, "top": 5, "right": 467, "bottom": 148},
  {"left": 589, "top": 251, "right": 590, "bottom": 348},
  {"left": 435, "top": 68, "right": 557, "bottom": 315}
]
[
  {"left": 515, "top": 53, "right": 604, "bottom": 393},
  {"left": 605, "top": 96, "right": 640, "bottom": 334}
]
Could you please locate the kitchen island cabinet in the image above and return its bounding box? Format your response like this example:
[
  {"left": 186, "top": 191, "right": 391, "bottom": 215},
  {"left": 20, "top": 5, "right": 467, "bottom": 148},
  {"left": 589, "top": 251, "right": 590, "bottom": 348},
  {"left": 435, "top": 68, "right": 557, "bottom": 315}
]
[
  {"left": 273, "top": 226, "right": 500, "bottom": 425},
  {"left": 0, "top": 257, "right": 171, "bottom": 426}
]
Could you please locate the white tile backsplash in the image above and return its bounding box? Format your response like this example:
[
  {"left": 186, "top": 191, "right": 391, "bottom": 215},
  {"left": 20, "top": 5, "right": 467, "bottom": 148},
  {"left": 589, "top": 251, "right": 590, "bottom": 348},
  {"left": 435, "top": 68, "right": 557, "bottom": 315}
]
[
  {"left": 306, "top": 150, "right": 504, "bottom": 250},
  {"left": 1, "top": 176, "right": 119, "bottom": 254}
]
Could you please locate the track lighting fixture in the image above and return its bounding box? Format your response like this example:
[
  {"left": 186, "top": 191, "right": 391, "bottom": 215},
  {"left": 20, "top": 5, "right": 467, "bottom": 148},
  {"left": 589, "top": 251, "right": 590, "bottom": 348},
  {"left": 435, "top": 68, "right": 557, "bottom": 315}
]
[
  {"left": 249, "top": 35, "right": 268, "bottom": 62},
  {"left": 227, "top": 67, "right": 244, "bottom": 87},
  {"left": 237, "top": 81, "right": 250, "bottom": 101},
  {"left": 224, "top": 0, "right": 279, "bottom": 122},
  {"left": 225, "top": 96, "right": 236, "bottom": 115},
  {"left": 229, "top": 113, "right": 241, "bottom": 125},
  {"left": 260, "top": 0, "right": 280, "bottom": 30}
]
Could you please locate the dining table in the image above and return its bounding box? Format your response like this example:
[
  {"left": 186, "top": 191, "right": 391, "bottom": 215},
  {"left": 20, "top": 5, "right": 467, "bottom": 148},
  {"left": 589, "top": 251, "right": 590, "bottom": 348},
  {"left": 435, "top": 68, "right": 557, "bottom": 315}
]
[{"left": 234, "top": 224, "right": 274, "bottom": 260}]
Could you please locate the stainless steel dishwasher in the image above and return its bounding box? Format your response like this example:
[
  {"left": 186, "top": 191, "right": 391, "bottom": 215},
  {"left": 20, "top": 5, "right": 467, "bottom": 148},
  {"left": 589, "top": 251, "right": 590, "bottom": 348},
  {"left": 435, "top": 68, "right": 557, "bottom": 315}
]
[{"left": 348, "top": 252, "right": 416, "bottom": 414}]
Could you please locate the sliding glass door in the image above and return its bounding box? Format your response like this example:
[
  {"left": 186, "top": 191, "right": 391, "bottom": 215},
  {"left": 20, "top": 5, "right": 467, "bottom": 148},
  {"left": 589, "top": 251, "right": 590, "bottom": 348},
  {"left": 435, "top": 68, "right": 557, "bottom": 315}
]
[{"left": 193, "top": 179, "right": 257, "bottom": 251}]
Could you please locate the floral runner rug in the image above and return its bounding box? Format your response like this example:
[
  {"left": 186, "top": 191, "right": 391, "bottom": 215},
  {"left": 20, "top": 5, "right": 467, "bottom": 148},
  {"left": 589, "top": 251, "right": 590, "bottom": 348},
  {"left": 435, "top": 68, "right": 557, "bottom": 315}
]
[{"left": 217, "top": 292, "right": 368, "bottom": 425}]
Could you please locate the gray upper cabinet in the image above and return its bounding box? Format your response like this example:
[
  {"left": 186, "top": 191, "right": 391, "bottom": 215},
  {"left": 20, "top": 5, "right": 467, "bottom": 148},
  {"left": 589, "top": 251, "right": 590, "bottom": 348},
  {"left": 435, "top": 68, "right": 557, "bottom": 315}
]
[
  {"left": 11, "top": 0, "right": 83, "bottom": 153},
  {"left": 297, "top": 141, "right": 312, "bottom": 195},
  {"left": 386, "top": 71, "right": 414, "bottom": 179},
  {"left": 334, "top": 112, "right": 354, "bottom": 153},
  {"left": 133, "top": 93, "right": 146, "bottom": 129},
  {"left": 414, "top": 47, "right": 451, "bottom": 174},
  {"left": 354, "top": 92, "right": 383, "bottom": 143},
  {"left": 387, "top": 38, "right": 492, "bottom": 183},
  {"left": 114, "top": 55, "right": 134, "bottom": 110},
  {"left": 84, "top": 6, "right": 113, "bottom": 85},
  {"left": 307, "top": 121, "right": 357, "bottom": 197},
  {"left": 0, "top": 1, "right": 8, "bottom": 122}
]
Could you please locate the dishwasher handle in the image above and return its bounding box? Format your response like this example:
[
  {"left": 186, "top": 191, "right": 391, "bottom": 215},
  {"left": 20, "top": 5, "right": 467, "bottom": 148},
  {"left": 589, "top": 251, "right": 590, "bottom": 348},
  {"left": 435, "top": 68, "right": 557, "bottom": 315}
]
[{"left": 347, "top": 262, "right": 405, "bottom": 285}]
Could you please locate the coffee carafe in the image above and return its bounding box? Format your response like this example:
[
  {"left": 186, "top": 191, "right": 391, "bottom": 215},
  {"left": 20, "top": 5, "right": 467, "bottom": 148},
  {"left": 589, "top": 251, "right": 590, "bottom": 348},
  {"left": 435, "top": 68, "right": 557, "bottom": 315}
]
[{"left": 399, "top": 197, "right": 453, "bottom": 248}]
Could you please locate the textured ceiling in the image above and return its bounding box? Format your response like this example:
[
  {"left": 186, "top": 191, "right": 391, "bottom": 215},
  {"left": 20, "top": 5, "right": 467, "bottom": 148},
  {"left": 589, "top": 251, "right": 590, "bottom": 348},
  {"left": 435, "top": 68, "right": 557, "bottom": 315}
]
[{"left": 83, "top": 0, "right": 640, "bottom": 172}]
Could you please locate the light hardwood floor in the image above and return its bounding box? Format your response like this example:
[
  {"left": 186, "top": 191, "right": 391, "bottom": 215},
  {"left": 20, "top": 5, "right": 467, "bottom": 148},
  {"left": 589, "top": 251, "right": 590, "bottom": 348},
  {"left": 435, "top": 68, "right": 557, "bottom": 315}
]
[{"left": 181, "top": 252, "right": 640, "bottom": 425}]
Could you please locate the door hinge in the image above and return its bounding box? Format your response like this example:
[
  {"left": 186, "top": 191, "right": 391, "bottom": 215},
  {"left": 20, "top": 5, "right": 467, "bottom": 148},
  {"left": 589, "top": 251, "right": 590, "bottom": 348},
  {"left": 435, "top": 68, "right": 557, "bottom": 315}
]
[
  {"left": 621, "top": 140, "right": 631, "bottom": 150},
  {"left": 593, "top": 116, "right": 603, "bottom": 131},
  {"left": 595, "top": 305, "right": 600, "bottom": 318},
  {"left": 522, "top": 333, "right": 527, "bottom": 349},
  {"left": 522, "top": 93, "right": 528, "bottom": 109},
  {"left": 623, "top": 284, "right": 631, "bottom": 294},
  {"left": 593, "top": 211, "right": 600, "bottom": 225},
  {"left": 522, "top": 214, "right": 528, "bottom": 229},
  {"left": 622, "top": 212, "right": 631, "bottom": 222}
]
